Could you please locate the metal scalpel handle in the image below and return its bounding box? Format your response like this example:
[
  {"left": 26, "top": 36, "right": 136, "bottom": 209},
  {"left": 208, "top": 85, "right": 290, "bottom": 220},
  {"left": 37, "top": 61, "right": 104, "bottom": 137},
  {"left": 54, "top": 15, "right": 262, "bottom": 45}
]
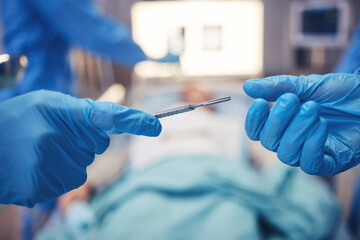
[{"left": 152, "top": 96, "right": 231, "bottom": 118}]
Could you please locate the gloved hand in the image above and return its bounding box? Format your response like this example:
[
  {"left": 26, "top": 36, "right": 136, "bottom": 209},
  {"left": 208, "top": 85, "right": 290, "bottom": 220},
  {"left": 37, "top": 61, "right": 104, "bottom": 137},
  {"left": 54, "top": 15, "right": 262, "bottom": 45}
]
[
  {"left": 0, "top": 90, "right": 161, "bottom": 207},
  {"left": 243, "top": 73, "right": 360, "bottom": 176}
]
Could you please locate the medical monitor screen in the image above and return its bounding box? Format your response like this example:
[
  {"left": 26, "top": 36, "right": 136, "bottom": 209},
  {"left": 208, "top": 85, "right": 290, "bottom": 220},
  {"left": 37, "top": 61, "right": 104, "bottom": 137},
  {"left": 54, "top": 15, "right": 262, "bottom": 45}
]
[{"left": 302, "top": 8, "right": 339, "bottom": 35}]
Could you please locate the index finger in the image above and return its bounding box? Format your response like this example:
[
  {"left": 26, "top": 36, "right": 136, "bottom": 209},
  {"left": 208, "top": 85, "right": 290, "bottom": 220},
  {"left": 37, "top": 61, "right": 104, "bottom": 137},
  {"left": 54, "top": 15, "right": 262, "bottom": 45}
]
[
  {"left": 88, "top": 101, "right": 162, "bottom": 137},
  {"left": 243, "top": 75, "right": 303, "bottom": 102}
]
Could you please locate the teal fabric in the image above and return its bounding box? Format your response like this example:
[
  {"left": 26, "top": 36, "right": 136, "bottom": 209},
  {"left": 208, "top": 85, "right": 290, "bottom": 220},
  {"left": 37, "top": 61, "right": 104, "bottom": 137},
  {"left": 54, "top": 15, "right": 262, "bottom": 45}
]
[{"left": 37, "top": 154, "right": 340, "bottom": 240}]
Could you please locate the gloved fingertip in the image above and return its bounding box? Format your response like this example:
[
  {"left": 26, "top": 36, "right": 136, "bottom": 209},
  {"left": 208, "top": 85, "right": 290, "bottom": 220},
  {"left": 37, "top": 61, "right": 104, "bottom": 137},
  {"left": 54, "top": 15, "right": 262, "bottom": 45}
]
[
  {"left": 90, "top": 101, "right": 163, "bottom": 137},
  {"left": 300, "top": 101, "right": 319, "bottom": 116},
  {"left": 279, "top": 92, "right": 300, "bottom": 103},
  {"left": 149, "top": 117, "right": 162, "bottom": 137},
  {"left": 244, "top": 75, "right": 304, "bottom": 101},
  {"left": 245, "top": 98, "right": 270, "bottom": 141},
  {"left": 243, "top": 81, "right": 253, "bottom": 94},
  {"left": 132, "top": 114, "right": 162, "bottom": 137},
  {"left": 243, "top": 79, "right": 261, "bottom": 97},
  {"left": 300, "top": 119, "right": 329, "bottom": 175}
]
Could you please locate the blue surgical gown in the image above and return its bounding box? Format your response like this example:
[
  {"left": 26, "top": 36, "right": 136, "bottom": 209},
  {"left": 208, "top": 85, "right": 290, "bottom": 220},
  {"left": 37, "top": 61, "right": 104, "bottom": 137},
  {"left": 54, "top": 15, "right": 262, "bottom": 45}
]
[
  {"left": 335, "top": 21, "right": 360, "bottom": 73},
  {"left": 0, "top": 0, "right": 146, "bottom": 100}
]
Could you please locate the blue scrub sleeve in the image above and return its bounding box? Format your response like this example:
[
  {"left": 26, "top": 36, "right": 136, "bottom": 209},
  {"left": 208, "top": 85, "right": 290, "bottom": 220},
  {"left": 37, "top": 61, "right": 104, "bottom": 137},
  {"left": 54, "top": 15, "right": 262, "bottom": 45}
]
[
  {"left": 28, "top": 0, "right": 147, "bottom": 67},
  {"left": 335, "top": 22, "right": 360, "bottom": 73}
]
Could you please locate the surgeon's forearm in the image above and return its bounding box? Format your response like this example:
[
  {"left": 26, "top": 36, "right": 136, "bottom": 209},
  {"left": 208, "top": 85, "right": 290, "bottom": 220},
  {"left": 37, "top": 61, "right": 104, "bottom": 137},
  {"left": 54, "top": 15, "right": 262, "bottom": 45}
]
[{"left": 30, "top": 0, "right": 147, "bottom": 67}]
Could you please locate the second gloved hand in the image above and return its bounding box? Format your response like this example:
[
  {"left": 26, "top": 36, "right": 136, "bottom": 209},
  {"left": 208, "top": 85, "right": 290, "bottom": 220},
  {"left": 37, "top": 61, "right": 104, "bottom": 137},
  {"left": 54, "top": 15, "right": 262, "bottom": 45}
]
[
  {"left": 243, "top": 73, "right": 360, "bottom": 176},
  {"left": 0, "top": 90, "right": 161, "bottom": 207}
]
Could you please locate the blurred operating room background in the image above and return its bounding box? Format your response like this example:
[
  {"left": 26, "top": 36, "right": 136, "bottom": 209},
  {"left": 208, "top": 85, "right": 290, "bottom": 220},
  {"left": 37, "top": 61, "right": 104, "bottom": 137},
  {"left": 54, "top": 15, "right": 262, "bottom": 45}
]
[
  {"left": 1, "top": 0, "right": 360, "bottom": 97},
  {"left": 1, "top": 0, "right": 360, "bottom": 239}
]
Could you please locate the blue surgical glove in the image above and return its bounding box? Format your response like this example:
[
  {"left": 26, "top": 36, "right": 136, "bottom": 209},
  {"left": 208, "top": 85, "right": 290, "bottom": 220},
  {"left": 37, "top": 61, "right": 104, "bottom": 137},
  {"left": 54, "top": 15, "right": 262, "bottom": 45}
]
[
  {"left": 0, "top": 90, "right": 161, "bottom": 207},
  {"left": 243, "top": 73, "right": 360, "bottom": 176}
]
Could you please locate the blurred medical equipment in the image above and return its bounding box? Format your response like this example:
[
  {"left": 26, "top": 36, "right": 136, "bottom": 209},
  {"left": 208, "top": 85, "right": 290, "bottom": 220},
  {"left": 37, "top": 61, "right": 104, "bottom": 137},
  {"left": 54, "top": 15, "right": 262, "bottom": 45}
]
[
  {"left": 290, "top": 0, "right": 350, "bottom": 48},
  {"left": 0, "top": 90, "right": 161, "bottom": 207},
  {"left": 289, "top": 0, "right": 351, "bottom": 71},
  {"left": 131, "top": 0, "right": 264, "bottom": 77},
  {"left": 152, "top": 96, "right": 231, "bottom": 118}
]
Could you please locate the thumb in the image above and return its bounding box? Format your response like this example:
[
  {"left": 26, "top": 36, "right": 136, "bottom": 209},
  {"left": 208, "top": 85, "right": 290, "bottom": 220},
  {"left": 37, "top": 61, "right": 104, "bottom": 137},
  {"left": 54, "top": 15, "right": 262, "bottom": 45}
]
[
  {"left": 87, "top": 101, "right": 162, "bottom": 137},
  {"left": 243, "top": 75, "right": 310, "bottom": 102}
]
